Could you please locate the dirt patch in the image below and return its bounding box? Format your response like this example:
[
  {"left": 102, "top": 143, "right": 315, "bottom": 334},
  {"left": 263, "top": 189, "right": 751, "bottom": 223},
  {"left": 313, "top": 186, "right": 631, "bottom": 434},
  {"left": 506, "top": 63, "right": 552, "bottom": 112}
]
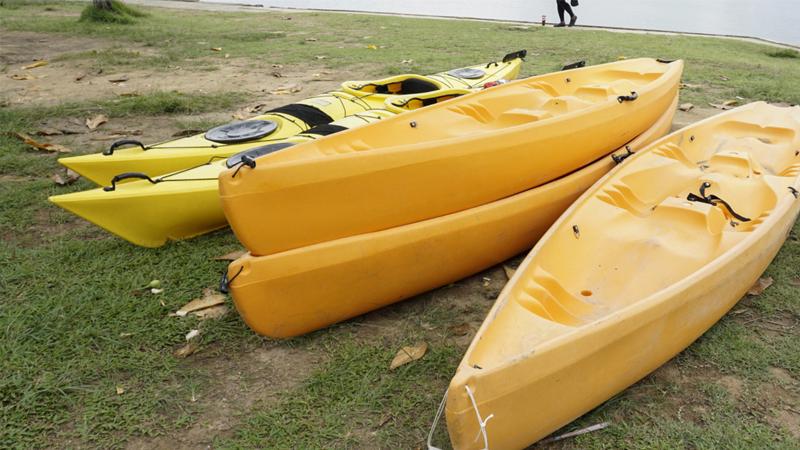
[
  {"left": 769, "top": 367, "right": 797, "bottom": 384},
  {"left": 126, "top": 342, "right": 324, "bottom": 449},
  {"left": 1, "top": 30, "right": 357, "bottom": 106},
  {"left": 718, "top": 375, "right": 744, "bottom": 398}
]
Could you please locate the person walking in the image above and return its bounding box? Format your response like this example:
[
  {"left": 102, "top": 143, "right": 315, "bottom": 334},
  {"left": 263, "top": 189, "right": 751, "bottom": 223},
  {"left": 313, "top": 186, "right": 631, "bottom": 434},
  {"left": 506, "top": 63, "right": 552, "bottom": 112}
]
[{"left": 554, "top": 0, "right": 578, "bottom": 27}]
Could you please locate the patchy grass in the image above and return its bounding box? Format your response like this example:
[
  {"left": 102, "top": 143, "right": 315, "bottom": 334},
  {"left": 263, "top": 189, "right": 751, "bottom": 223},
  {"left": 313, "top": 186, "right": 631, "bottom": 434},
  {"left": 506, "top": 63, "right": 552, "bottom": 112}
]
[
  {"left": 1, "top": 1, "right": 798, "bottom": 449},
  {"left": 79, "top": 0, "right": 147, "bottom": 25}
]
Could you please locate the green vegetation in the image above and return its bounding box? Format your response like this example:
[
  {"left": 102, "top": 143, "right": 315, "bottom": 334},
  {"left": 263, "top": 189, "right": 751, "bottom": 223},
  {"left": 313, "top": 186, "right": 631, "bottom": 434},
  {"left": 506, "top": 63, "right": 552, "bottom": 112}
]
[
  {"left": 766, "top": 48, "right": 799, "bottom": 59},
  {"left": 80, "top": 0, "right": 147, "bottom": 25},
  {"left": 1, "top": 1, "right": 798, "bottom": 448}
]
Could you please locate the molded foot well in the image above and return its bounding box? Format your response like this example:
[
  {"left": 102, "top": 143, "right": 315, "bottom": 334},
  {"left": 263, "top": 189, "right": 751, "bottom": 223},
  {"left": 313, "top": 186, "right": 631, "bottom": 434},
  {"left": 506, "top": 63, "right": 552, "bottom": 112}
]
[{"left": 513, "top": 267, "right": 596, "bottom": 326}]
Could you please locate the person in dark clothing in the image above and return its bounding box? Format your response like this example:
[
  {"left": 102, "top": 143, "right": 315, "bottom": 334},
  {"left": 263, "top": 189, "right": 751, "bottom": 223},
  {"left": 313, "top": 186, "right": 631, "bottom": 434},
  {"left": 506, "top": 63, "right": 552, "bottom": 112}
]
[{"left": 555, "top": 0, "right": 577, "bottom": 27}]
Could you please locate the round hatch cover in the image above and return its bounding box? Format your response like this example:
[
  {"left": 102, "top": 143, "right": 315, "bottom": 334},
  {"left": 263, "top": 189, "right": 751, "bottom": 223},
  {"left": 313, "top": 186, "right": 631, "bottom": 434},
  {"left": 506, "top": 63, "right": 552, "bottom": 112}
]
[
  {"left": 447, "top": 67, "right": 486, "bottom": 79},
  {"left": 205, "top": 120, "right": 278, "bottom": 144}
]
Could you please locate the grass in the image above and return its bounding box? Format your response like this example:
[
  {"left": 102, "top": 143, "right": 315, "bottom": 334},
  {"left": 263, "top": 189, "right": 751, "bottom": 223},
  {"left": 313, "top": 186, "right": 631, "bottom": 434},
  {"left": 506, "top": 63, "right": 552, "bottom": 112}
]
[
  {"left": 1, "top": 1, "right": 799, "bottom": 448},
  {"left": 79, "top": 0, "right": 147, "bottom": 25}
]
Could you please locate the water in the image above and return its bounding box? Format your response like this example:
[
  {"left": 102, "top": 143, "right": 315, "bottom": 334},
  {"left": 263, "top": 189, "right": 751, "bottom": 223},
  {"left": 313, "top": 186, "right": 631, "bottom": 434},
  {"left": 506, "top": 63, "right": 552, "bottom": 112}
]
[{"left": 213, "top": 0, "right": 800, "bottom": 46}]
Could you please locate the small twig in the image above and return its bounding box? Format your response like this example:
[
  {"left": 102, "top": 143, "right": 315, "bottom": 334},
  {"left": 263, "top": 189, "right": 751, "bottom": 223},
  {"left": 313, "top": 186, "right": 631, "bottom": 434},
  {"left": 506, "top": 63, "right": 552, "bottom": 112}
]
[{"left": 539, "top": 422, "right": 610, "bottom": 444}]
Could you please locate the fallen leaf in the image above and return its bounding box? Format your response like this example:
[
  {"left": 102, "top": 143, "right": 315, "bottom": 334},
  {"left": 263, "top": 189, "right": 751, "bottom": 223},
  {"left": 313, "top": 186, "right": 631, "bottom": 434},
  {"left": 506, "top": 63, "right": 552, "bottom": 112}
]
[
  {"left": 679, "top": 103, "right": 695, "bottom": 112},
  {"left": 85, "top": 114, "right": 108, "bottom": 130},
  {"left": 193, "top": 304, "right": 228, "bottom": 320},
  {"left": 51, "top": 169, "right": 80, "bottom": 186},
  {"left": 789, "top": 277, "right": 800, "bottom": 288},
  {"left": 10, "top": 132, "right": 71, "bottom": 153},
  {"left": 389, "top": 342, "right": 427, "bottom": 370},
  {"left": 9, "top": 73, "right": 35, "bottom": 80},
  {"left": 748, "top": 276, "right": 774, "bottom": 296},
  {"left": 224, "top": 53, "right": 230, "bottom": 59},
  {"left": 482, "top": 276, "right": 491, "bottom": 287},
  {"left": 540, "top": 421, "right": 610, "bottom": 444},
  {"left": 185, "top": 329, "right": 201, "bottom": 341},
  {"left": 366, "top": 44, "right": 378, "bottom": 50},
  {"left": 107, "top": 75, "right": 129, "bottom": 83},
  {"left": 151, "top": 288, "right": 164, "bottom": 294},
  {"left": 272, "top": 64, "right": 284, "bottom": 69},
  {"left": 214, "top": 249, "right": 247, "bottom": 261},
  {"left": 119, "top": 332, "right": 134, "bottom": 338},
  {"left": 305, "top": 37, "right": 318, "bottom": 42},
  {"left": 269, "top": 83, "right": 301, "bottom": 95},
  {"left": 210, "top": 47, "right": 222, "bottom": 52},
  {"left": 176, "top": 288, "right": 226, "bottom": 317},
  {"left": 174, "top": 341, "right": 199, "bottom": 358},
  {"left": 75, "top": 72, "right": 87, "bottom": 81},
  {"left": 503, "top": 265, "right": 516, "bottom": 280},
  {"left": 314, "top": 55, "right": 327, "bottom": 60},
  {"left": 448, "top": 323, "right": 472, "bottom": 336},
  {"left": 272, "top": 71, "right": 283, "bottom": 78},
  {"left": 115, "top": 386, "right": 125, "bottom": 395},
  {"left": 709, "top": 100, "right": 738, "bottom": 110},
  {"left": 36, "top": 127, "right": 63, "bottom": 136},
  {"left": 172, "top": 129, "right": 203, "bottom": 138},
  {"left": 401, "top": 59, "right": 414, "bottom": 65},
  {"left": 720, "top": 75, "right": 730, "bottom": 81},
  {"left": 232, "top": 110, "right": 248, "bottom": 120},
  {"left": 23, "top": 60, "right": 48, "bottom": 69}
]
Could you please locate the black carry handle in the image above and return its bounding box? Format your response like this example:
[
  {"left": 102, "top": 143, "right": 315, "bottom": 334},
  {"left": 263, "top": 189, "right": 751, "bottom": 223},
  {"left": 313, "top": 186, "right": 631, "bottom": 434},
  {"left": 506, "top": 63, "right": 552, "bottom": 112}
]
[
  {"left": 656, "top": 58, "right": 676, "bottom": 64},
  {"left": 612, "top": 146, "right": 634, "bottom": 164},
  {"left": 104, "top": 139, "right": 146, "bottom": 156},
  {"left": 617, "top": 91, "right": 639, "bottom": 103},
  {"left": 219, "top": 266, "right": 244, "bottom": 294},
  {"left": 561, "top": 60, "right": 586, "bottom": 71},
  {"left": 103, "top": 172, "right": 158, "bottom": 192},
  {"left": 502, "top": 49, "right": 528, "bottom": 63},
  {"left": 686, "top": 182, "right": 751, "bottom": 222}
]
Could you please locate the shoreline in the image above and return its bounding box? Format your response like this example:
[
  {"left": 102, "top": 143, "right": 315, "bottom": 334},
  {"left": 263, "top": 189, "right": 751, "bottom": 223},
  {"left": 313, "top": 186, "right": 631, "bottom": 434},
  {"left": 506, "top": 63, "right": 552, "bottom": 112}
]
[{"left": 122, "top": 0, "right": 800, "bottom": 50}]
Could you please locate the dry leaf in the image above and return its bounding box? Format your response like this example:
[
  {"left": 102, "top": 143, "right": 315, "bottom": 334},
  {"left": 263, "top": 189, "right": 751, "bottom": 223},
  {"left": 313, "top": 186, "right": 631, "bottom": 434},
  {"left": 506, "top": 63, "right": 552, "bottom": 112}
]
[
  {"left": 85, "top": 114, "right": 108, "bottom": 130},
  {"left": 176, "top": 289, "right": 226, "bottom": 317},
  {"left": 679, "top": 103, "right": 695, "bottom": 112},
  {"left": 115, "top": 386, "right": 125, "bottom": 395},
  {"left": 366, "top": 44, "right": 378, "bottom": 50},
  {"left": 448, "top": 323, "right": 472, "bottom": 336},
  {"left": 23, "top": 60, "right": 48, "bottom": 69},
  {"left": 709, "top": 100, "right": 738, "bottom": 110},
  {"left": 51, "top": 169, "right": 80, "bottom": 186},
  {"left": 193, "top": 304, "right": 228, "bottom": 320},
  {"left": 503, "top": 265, "right": 516, "bottom": 280},
  {"left": 748, "top": 276, "right": 774, "bottom": 296},
  {"left": 789, "top": 277, "right": 800, "bottom": 288},
  {"left": 214, "top": 249, "right": 247, "bottom": 261},
  {"left": 75, "top": 72, "right": 87, "bottom": 81},
  {"left": 389, "top": 342, "right": 427, "bottom": 370},
  {"left": 272, "top": 71, "right": 283, "bottom": 78},
  {"left": 272, "top": 64, "right": 283, "bottom": 69},
  {"left": 482, "top": 276, "right": 491, "bottom": 287},
  {"left": 210, "top": 47, "right": 222, "bottom": 52},
  {"left": 305, "top": 37, "right": 318, "bottom": 42},
  {"left": 232, "top": 110, "right": 248, "bottom": 120},
  {"left": 185, "top": 329, "right": 201, "bottom": 341},
  {"left": 107, "top": 75, "right": 129, "bottom": 83},
  {"left": 174, "top": 341, "right": 199, "bottom": 358},
  {"left": 314, "top": 55, "right": 327, "bottom": 60},
  {"left": 224, "top": 53, "right": 230, "bottom": 59},
  {"left": 36, "top": 127, "right": 63, "bottom": 136},
  {"left": 401, "top": 59, "right": 414, "bottom": 64},
  {"left": 681, "top": 82, "right": 703, "bottom": 89},
  {"left": 720, "top": 75, "right": 730, "bottom": 81},
  {"left": 10, "top": 73, "right": 35, "bottom": 80},
  {"left": 10, "top": 132, "right": 71, "bottom": 153},
  {"left": 269, "top": 83, "right": 301, "bottom": 95}
]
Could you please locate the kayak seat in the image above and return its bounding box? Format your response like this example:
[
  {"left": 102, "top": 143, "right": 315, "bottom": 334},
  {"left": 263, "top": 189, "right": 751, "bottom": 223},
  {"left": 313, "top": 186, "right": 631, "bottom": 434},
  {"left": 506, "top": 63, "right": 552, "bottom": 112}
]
[
  {"left": 372, "top": 77, "right": 439, "bottom": 95},
  {"left": 527, "top": 81, "right": 560, "bottom": 97}
]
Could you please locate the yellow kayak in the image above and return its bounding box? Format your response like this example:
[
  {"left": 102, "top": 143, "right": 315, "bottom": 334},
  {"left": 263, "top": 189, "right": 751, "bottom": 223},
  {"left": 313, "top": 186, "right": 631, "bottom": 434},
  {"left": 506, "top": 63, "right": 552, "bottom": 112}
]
[
  {"left": 221, "top": 58, "right": 683, "bottom": 256},
  {"left": 444, "top": 102, "right": 800, "bottom": 449},
  {"left": 223, "top": 96, "right": 678, "bottom": 338},
  {"left": 58, "top": 51, "right": 525, "bottom": 185},
  {"left": 48, "top": 87, "right": 478, "bottom": 247}
]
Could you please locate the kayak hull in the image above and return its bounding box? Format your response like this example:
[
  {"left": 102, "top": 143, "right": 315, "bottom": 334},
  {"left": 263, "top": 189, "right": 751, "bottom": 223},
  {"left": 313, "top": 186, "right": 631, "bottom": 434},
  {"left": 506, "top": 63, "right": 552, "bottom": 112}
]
[
  {"left": 444, "top": 102, "right": 800, "bottom": 449},
  {"left": 225, "top": 96, "right": 678, "bottom": 338},
  {"left": 221, "top": 59, "right": 683, "bottom": 256},
  {"left": 59, "top": 56, "right": 523, "bottom": 185}
]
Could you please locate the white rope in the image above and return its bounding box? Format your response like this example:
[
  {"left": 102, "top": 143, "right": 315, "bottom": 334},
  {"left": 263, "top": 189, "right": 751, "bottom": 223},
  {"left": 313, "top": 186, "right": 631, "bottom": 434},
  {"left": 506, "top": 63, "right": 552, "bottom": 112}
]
[
  {"left": 426, "top": 389, "right": 448, "bottom": 450},
  {"left": 465, "top": 385, "right": 494, "bottom": 450}
]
